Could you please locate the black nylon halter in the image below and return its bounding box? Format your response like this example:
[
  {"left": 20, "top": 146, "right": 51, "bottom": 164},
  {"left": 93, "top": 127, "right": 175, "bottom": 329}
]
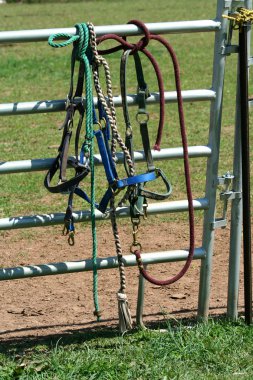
[
  {"left": 44, "top": 48, "right": 90, "bottom": 195},
  {"left": 120, "top": 48, "right": 172, "bottom": 219}
]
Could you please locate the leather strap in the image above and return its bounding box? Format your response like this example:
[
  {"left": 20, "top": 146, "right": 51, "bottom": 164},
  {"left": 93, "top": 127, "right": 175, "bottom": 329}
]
[
  {"left": 45, "top": 49, "right": 88, "bottom": 193},
  {"left": 44, "top": 154, "right": 90, "bottom": 194},
  {"left": 120, "top": 48, "right": 172, "bottom": 201}
]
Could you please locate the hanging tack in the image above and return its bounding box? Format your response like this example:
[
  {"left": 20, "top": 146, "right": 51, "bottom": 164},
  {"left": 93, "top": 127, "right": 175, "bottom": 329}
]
[{"left": 87, "top": 22, "right": 133, "bottom": 332}]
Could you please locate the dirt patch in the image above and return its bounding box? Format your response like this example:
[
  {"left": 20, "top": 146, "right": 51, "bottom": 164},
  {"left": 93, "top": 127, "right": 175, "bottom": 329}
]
[{"left": 0, "top": 219, "right": 245, "bottom": 343}]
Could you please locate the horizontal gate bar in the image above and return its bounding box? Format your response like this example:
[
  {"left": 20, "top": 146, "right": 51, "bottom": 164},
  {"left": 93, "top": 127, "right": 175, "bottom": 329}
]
[
  {"left": 0, "top": 21, "right": 221, "bottom": 44},
  {"left": 0, "top": 198, "right": 209, "bottom": 230},
  {"left": 0, "top": 146, "right": 212, "bottom": 174},
  {"left": 0, "top": 248, "right": 206, "bottom": 281},
  {"left": 0, "top": 90, "right": 216, "bottom": 116}
]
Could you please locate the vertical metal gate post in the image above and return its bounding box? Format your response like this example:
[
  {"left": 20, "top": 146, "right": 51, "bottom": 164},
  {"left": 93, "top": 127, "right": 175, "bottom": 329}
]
[
  {"left": 227, "top": 0, "right": 252, "bottom": 320},
  {"left": 227, "top": 68, "right": 243, "bottom": 319},
  {"left": 239, "top": 18, "right": 252, "bottom": 324},
  {"left": 198, "top": 0, "right": 232, "bottom": 320}
]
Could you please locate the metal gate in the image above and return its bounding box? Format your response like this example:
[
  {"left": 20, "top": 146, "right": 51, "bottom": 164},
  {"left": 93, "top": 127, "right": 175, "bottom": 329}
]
[{"left": 0, "top": 0, "right": 249, "bottom": 327}]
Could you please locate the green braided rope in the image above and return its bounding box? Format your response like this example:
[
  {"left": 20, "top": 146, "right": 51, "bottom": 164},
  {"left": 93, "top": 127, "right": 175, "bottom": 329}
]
[
  {"left": 89, "top": 134, "right": 100, "bottom": 321},
  {"left": 48, "top": 23, "right": 100, "bottom": 320},
  {"left": 77, "top": 23, "right": 100, "bottom": 321},
  {"left": 48, "top": 33, "right": 79, "bottom": 48},
  {"left": 77, "top": 23, "right": 101, "bottom": 321}
]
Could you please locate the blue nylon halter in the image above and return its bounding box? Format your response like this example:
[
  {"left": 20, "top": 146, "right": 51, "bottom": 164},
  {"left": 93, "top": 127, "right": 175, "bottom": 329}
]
[{"left": 72, "top": 100, "right": 159, "bottom": 213}]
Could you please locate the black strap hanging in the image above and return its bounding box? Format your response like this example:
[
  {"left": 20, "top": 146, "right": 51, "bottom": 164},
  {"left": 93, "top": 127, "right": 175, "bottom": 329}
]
[{"left": 239, "top": 21, "right": 252, "bottom": 325}]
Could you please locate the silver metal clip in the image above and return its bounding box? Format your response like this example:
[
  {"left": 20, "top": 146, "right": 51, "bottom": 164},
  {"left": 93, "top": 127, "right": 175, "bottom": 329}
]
[{"left": 211, "top": 172, "right": 241, "bottom": 229}]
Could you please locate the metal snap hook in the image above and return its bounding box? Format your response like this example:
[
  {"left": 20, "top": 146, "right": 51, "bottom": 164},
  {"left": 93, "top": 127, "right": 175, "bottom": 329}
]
[
  {"left": 130, "top": 242, "right": 142, "bottom": 254},
  {"left": 68, "top": 231, "right": 75, "bottom": 246}
]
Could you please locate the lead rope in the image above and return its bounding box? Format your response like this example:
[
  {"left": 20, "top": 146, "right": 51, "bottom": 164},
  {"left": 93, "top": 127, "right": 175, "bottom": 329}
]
[
  {"left": 48, "top": 23, "right": 101, "bottom": 320},
  {"left": 88, "top": 22, "right": 133, "bottom": 332},
  {"left": 131, "top": 30, "right": 195, "bottom": 285},
  {"left": 97, "top": 20, "right": 195, "bottom": 286}
]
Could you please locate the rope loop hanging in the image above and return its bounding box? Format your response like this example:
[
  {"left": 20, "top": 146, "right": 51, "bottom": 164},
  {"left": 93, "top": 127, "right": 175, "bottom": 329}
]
[
  {"left": 127, "top": 19, "right": 151, "bottom": 53},
  {"left": 74, "top": 23, "right": 89, "bottom": 61},
  {"left": 97, "top": 19, "right": 195, "bottom": 287},
  {"left": 48, "top": 33, "right": 79, "bottom": 48}
]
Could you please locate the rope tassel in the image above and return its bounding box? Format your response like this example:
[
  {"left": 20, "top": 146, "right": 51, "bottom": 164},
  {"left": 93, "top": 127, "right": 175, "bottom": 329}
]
[
  {"left": 111, "top": 200, "right": 133, "bottom": 332},
  {"left": 117, "top": 292, "right": 132, "bottom": 333}
]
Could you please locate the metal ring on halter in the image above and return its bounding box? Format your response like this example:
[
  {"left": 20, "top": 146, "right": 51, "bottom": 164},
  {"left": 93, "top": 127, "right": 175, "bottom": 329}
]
[
  {"left": 130, "top": 242, "right": 142, "bottom": 254},
  {"left": 136, "top": 111, "right": 149, "bottom": 124}
]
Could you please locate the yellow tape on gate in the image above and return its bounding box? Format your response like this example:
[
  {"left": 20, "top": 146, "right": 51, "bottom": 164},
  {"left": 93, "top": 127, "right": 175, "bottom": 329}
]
[{"left": 223, "top": 7, "right": 253, "bottom": 29}]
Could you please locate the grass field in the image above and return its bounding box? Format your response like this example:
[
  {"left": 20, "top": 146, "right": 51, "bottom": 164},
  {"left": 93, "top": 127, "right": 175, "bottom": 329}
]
[
  {"left": 0, "top": 0, "right": 253, "bottom": 379},
  {"left": 0, "top": 319, "right": 253, "bottom": 379}
]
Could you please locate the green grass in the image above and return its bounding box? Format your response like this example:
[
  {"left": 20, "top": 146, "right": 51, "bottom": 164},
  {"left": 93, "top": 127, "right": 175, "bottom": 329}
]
[{"left": 0, "top": 318, "right": 253, "bottom": 379}]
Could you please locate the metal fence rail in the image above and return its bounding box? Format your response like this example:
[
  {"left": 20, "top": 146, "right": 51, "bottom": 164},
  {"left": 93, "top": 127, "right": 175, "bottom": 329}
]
[
  {"left": 0, "top": 248, "right": 206, "bottom": 281},
  {"left": 0, "top": 20, "right": 221, "bottom": 44},
  {"left": 0, "top": 198, "right": 209, "bottom": 230},
  {"left": 0, "top": 146, "right": 212, "bottom": 174},
  {"left": 0, "top": 90, "right": 216, "bottom": 116}
]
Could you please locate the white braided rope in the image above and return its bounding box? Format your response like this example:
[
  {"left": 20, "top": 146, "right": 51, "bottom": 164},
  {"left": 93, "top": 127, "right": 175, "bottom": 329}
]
[
  {"left": 87, "top": 23, "right": 135, "bottom": 176},
  {"left": 87, "top": 22, "right": 130, "bottom": 294}
]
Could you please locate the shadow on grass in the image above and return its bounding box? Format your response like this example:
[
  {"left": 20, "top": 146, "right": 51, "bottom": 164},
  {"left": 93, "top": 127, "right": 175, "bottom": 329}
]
[{"left": 0, "top": 306, "right": 239, "bottom": 356}]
